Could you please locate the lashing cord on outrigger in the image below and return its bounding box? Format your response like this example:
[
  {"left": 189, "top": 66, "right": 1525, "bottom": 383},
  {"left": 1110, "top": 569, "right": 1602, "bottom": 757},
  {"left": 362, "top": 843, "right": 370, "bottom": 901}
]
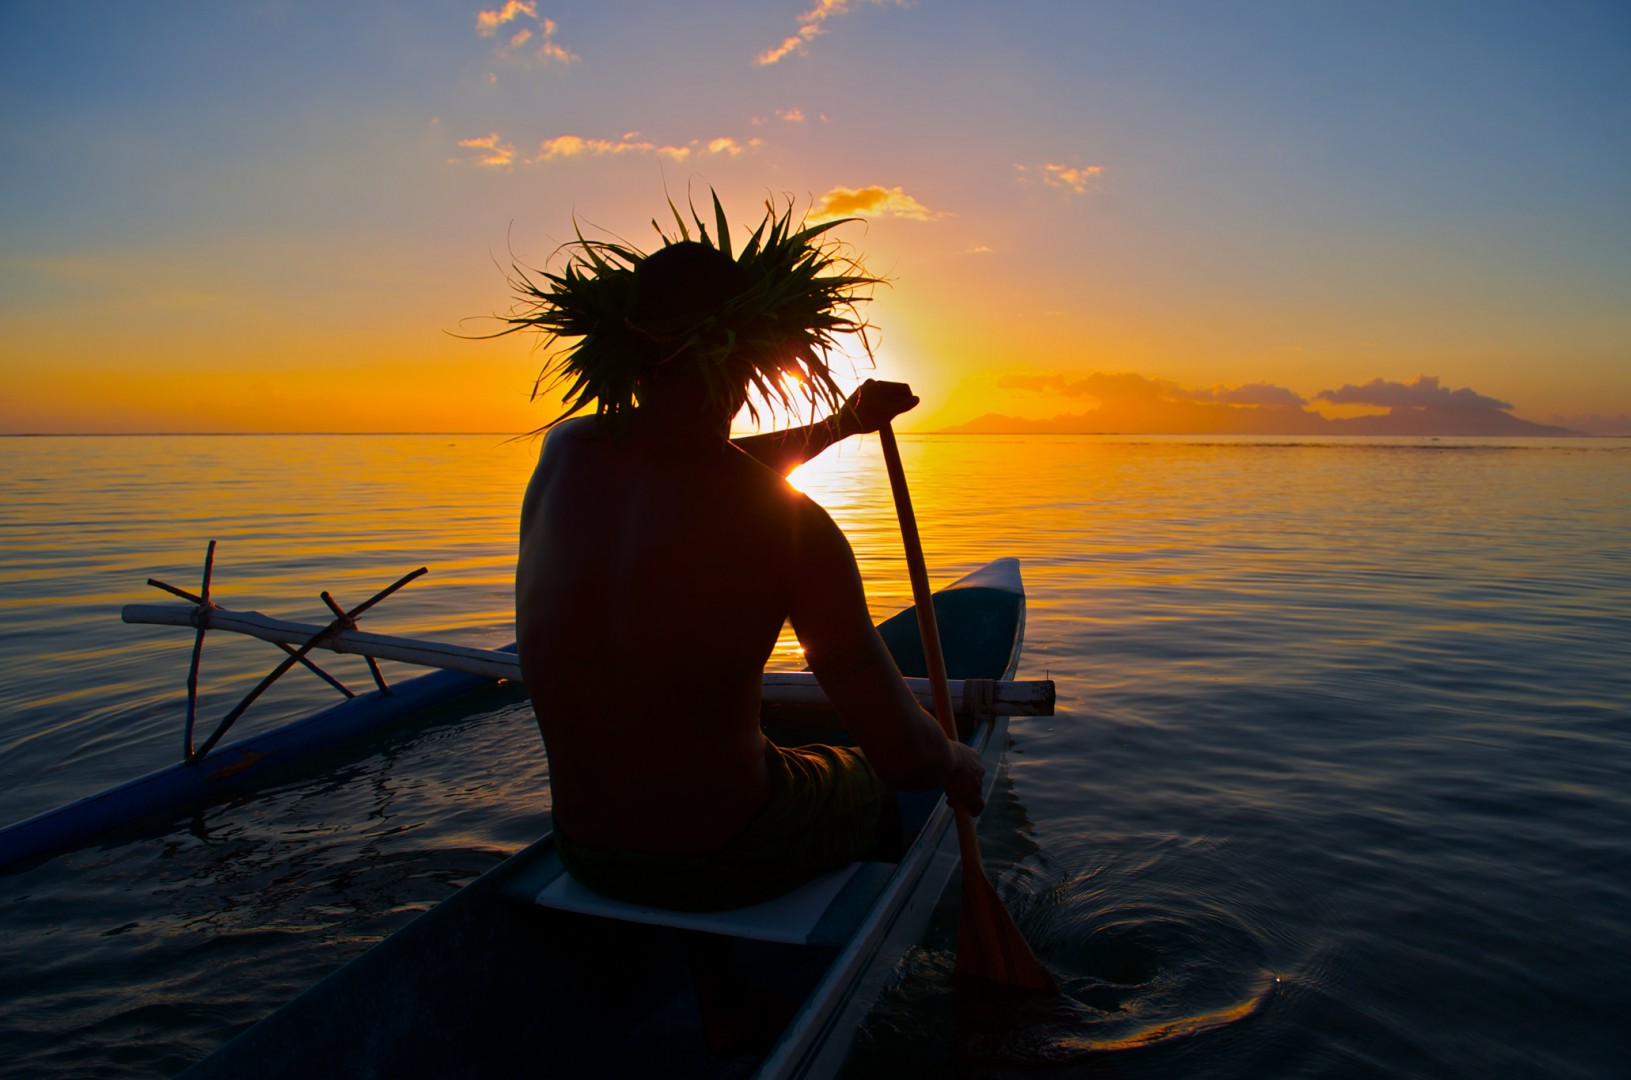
[{"left": 144, "top": 541, "right": 427, "bottom": 765}]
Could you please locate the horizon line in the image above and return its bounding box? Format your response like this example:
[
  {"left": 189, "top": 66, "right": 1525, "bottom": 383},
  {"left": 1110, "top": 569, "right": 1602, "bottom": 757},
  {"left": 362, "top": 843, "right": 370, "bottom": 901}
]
[{"left": 3, "top": 430, "right": 1622, "bottom": 439}]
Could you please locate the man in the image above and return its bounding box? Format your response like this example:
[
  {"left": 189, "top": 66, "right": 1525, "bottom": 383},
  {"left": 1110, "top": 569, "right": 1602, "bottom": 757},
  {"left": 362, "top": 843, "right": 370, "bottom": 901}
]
[{"left": 515, "top": 239, "right": 984, "bottom": 913}]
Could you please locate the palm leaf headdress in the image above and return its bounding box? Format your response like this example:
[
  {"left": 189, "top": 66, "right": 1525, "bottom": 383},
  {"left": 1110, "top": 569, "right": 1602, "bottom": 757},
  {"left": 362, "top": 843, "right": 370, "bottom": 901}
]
[{"left": 498, "top": 192, "right": 882, "bottom": 432}]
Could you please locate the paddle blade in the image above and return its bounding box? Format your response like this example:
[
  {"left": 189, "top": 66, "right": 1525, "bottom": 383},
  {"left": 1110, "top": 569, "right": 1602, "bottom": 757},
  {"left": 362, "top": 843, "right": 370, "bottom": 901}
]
[{"left": 953, "top": 811, "right": 1058, "bottom": 993}]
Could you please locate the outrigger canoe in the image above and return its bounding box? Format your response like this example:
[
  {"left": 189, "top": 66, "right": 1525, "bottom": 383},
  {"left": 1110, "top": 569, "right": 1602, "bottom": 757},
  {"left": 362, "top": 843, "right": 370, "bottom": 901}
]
[
  {"left": 177, "top": 557, "right": 1051, "bottom": 1079},
  {"left": 0, "top": 560, "right": 1049, "bottom": 873}
]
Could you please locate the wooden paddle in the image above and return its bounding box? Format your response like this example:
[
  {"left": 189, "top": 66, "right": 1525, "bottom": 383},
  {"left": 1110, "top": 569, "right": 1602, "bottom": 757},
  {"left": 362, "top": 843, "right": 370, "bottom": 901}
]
[{"left": 878, "top": 420, "right": 1058, "bottom": 992}]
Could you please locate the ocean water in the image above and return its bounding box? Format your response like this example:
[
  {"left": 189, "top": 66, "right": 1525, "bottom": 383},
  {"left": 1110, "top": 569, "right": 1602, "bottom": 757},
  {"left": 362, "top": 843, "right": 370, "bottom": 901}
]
[{"left": 0, "top": 432, "right": 1627, "bottom": 1078}]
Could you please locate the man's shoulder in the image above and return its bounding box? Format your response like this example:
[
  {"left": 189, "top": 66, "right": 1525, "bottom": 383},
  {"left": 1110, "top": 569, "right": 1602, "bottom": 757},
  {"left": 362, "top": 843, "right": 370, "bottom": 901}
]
[
  {"left": 546, "top": 415, "right": 603, "bottom": 445},
  {"left": 534, "top": 416, "right": 622, "bottom": 472}
]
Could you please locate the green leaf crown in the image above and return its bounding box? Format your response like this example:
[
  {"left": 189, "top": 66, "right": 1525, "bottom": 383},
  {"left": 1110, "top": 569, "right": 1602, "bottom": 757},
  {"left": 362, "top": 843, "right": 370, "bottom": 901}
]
[{"left": 499, "top": 192, "right": 882, "bottom": 433}]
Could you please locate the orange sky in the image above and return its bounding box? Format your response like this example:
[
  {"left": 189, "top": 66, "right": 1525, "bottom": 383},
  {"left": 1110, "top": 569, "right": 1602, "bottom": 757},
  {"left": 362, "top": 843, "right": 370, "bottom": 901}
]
[{"left": 3, "top": 3, "right": 1628, "bottom": 435}]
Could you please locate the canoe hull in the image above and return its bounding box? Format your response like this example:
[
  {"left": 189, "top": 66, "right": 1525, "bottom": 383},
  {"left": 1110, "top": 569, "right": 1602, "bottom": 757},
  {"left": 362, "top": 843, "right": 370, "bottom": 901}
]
[{"left": 0, "top": 665, "right": 514, "bottom": 872}]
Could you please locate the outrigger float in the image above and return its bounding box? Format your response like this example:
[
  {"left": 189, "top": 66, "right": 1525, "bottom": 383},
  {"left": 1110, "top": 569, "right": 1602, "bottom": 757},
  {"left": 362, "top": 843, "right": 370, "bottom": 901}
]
[{"left": 1, "top": 546, "right": 1055, "bottom": 1078}]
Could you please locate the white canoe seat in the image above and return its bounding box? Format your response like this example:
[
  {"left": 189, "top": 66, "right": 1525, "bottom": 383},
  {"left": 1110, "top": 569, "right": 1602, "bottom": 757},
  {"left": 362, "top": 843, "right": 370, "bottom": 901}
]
[{"left": 500, "top": 843, "right": 897, "bottom": 947}]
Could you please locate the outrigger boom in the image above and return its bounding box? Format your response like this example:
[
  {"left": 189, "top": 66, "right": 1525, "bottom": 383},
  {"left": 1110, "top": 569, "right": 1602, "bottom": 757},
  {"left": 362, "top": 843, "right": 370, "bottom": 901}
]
[{"left": 120, "top": 602, "right": 1056, "bottom": 719}]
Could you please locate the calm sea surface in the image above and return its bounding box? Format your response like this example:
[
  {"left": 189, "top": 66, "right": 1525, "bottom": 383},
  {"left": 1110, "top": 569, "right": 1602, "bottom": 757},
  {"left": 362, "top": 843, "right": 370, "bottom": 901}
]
[{"left": 0, "top": 433, "right": 1627, "bottom": 1078}]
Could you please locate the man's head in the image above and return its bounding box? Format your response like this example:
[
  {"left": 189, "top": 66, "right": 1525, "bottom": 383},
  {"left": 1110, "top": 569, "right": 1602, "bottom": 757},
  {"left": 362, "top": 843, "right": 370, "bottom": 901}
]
[
  {"left": 500, "top": 192, "right": 880, "bottom": 435},
  {"left": 629, "top": 241, "right": 753, "bottom": 421},
  {"left": 631, "top": 241, "right": 749, "bottom": 334}
]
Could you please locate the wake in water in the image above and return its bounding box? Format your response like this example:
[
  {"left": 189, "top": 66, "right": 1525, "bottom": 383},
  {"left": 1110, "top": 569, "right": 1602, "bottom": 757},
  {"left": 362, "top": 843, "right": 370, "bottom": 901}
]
[
  {"left": 848, "top": 762, "right": 1285, "bottom": 1076},
  {"left": 851, "top": 882, "right": 1280, "bottom": 1073}
]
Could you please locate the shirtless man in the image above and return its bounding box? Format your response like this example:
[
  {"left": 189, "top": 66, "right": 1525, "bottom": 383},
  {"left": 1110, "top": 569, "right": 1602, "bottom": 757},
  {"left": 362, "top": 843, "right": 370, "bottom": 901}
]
[{"left": 515, "top": 241, "right": 984, "bottom": 912}]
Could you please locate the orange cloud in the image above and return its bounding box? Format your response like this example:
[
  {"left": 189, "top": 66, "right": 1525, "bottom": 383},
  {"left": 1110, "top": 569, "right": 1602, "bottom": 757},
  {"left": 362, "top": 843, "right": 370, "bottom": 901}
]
[
  {"left": 809, "top": 184, "right": 944, "bottom": 223},
  {"left": 477, "top": 5, "right": 577, "bottom": 65},
  {"left": 752, "top": 108, "right": 810, "bottom": 127},
  {"left": 533, "top": 132, "right": 758, "bottom": 163},
  {"left": 756, "top": 0, "right": 899, "bottom": 66},
  {"left": 1015, "top": 161, "right": 1104, "bottom": 193},
  {"left": 476, "top": 1, "right": 536, "bottom": 36},
  {"left": 455, "top": 131, "right": 516, "bottom": 167},
  {"left": 534, "top": 18, "right": 577, "bottom": 64},
  {"left": 965, "top": 371, "right": 1572, "bottom": 436},
  {"left": 537, "top": 134, "right": 648, "bottom": 159}
]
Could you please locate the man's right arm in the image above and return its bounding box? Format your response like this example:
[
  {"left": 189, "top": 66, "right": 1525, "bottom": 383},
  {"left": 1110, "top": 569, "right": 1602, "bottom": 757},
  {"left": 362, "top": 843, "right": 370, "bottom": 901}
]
[
  {"left": 786, "top": 496, "right": 985, "bottom": 810},
  {"left": 733, "top": 380, "right": 920, "bottom": 476}
]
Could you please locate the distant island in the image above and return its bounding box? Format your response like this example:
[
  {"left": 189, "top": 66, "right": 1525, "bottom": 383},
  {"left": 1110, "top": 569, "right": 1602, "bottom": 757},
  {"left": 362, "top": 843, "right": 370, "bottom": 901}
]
[
  {"left": 941, "top": 407, "right": 1581, "bottom": 437},
  {"left": 939, "top": 373, "right": 1589, "bottom": 437}
]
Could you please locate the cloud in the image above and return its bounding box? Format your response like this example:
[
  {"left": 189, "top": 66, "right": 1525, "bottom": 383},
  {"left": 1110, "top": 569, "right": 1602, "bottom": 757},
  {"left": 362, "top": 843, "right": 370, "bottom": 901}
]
[
  {"left": 1191, "top": 382, "right": 1309, "bottom": 408},
  {"left": 533, "top": 132, "right": 760, "bottom": 163},
  {"left": 537, "top": 134, "right": 652, "bottom": 159},
  {"left": 752, "top": 108, "right": 807, "bottom": 126},
  {"left": 978, "top": 372, "right": 1322, "bottom": 434},
  {"left": 809, "top": 184, "right": 944, "bottom": 223},
  {"left": 1314, "top": 375, "right": 1511, "bottom": 412},
  {"left": 959, "top": 371, "right": 1571, "bottom": 436},
  {"left": 1014, "top": 162, "right": 1104, "bottom": 194},
  {"left": 477, "top": 5, "right": 578, "bottom": 65},
  {"left": 756, "top": 0, "right": 899, "bottom": 66},
  {"left": 454, "top": 131, "right": 516, "bottom": 167},
  {"left": 476, "top": 1, "right": 535, "bottom": 36},
  {"left": 533, "top": 18, "right": 578, "bottom": 63}
]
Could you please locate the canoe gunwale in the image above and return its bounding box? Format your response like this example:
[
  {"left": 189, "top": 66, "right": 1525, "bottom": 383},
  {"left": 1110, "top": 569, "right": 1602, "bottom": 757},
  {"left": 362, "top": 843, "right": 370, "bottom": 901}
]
[
  {"left": 754, "top": 714, "right": 1010, "bottom": 1079},
  {"left": 758, "top": 558, "right": 1028, "bottom": 1079}
]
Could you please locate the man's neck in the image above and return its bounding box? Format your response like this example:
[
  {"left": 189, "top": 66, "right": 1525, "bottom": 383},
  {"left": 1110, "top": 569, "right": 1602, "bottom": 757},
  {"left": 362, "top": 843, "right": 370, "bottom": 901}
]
[{"left": 625, "top": 404, "right": 732, "bottom": 450}]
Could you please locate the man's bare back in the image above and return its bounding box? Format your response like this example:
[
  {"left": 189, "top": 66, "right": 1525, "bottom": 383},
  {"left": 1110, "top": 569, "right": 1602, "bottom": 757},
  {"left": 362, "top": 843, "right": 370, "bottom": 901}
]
[
  {"left": 517, "top": 413, "right": 795, "bottom": 853},
  {"left": 517, "top": 395, "right": 983, "bottom": 860}
]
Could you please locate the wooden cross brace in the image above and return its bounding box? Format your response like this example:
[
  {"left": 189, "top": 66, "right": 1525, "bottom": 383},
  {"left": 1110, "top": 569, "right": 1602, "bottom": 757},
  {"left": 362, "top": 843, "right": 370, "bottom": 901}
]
[{"left": 144, "top": 542, "right": 427, "bottom": 764}]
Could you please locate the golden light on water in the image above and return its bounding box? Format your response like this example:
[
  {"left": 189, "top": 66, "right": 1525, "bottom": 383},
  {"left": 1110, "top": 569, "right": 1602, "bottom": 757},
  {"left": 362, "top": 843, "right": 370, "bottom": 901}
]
[{"left": 1056, "top": 982, "right": 1274, "bottom": 1052}]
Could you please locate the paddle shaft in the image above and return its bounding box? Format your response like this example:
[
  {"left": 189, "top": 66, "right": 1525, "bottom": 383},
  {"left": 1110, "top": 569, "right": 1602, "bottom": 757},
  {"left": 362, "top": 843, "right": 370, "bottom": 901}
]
[
  {"left": 877, "top": 421, "right": 1058, "bottom": 993},
  {"left": 875, "top": 430, "right": 957, "bottom": 740}
]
